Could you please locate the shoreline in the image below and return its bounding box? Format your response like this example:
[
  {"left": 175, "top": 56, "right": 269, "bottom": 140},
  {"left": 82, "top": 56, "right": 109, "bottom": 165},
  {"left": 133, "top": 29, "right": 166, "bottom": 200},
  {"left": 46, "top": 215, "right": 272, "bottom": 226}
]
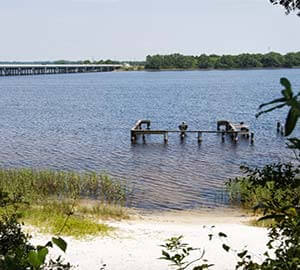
[
  {"left": 142, "top": 66, "right": 300, "bottom": 72},
  {"left": 28, "top": 208, "right": 267, "bottom": 270}
]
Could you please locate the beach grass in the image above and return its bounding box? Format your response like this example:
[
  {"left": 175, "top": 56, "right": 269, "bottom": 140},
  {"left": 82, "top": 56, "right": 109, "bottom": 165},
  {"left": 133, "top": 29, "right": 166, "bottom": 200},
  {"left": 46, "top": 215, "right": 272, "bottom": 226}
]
[
  {"left": 0, "top": 168, "right": 130, "bottom": 237},
  {"left": 21, "top": 201, "right": 113, "bottom": 238},
  {"left": 0, "top": 168, "right": 129, "bottom": 205}
]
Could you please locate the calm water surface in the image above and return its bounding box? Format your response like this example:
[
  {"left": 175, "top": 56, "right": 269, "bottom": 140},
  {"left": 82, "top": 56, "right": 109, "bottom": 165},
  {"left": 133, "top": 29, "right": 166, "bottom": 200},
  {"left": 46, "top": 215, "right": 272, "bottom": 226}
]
[{"left": 0, "top": 69, "right": 299, "bottom": 210}]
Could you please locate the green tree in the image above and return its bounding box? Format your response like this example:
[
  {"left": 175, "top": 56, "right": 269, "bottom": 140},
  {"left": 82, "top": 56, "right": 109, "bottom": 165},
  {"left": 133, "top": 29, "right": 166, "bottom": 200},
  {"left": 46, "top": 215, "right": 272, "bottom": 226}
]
[
  {"left": 215, "top": 55, "right": 237, "bottom": 69},
  {"left": 284, "top": 52, "right": 300, "bottom": 67},
  {"left": 197, "top": 54, "right": 214, "bottom": 69},
  {"left": 236, "top": 54, "right": 263, "bottom": 68},
  {"left": 269, "top": 0, "right": 300, "bottom": 15}
]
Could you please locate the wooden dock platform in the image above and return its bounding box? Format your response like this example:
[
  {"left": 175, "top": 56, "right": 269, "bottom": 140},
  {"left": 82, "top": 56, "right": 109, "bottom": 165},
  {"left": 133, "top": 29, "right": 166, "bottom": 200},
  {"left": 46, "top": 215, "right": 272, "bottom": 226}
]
[{"left": 131, "top": 119, "right": 254, "bottom": 144}]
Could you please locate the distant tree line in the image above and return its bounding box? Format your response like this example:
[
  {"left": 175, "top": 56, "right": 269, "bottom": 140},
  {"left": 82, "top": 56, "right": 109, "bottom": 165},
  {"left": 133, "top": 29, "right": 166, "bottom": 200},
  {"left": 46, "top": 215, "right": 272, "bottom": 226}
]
[
  {"left": 52, "top": 59, "right": 122, "bottom": 65},
  {"left": 145, "top": 52, "right": 300, "bottom": 70}
]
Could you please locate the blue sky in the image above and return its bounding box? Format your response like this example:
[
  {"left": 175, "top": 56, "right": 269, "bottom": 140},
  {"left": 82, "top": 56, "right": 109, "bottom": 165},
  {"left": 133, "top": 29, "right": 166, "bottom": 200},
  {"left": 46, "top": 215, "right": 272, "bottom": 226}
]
[{"left": 0, "top": 0, "right": 299, "bottom": 61}]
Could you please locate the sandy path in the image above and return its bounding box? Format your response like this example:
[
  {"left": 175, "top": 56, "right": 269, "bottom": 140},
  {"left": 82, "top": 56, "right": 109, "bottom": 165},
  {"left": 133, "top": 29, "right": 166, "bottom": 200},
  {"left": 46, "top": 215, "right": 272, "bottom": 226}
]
[{"left": 30, "top": 209, "right": 269, "bottom": 270}]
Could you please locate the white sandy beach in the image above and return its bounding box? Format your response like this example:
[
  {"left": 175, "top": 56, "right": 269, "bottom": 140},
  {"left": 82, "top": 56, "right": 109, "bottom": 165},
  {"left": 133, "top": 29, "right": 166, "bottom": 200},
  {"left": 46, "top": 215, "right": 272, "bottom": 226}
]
[{"left": 29, "top": 209, "right": 269, "bottom": 270}]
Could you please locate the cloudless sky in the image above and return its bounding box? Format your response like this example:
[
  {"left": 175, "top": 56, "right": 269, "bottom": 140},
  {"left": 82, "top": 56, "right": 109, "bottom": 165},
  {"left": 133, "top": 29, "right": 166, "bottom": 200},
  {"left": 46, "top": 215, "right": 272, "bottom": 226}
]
[{"left": 0, "top": 0, "right": 299, "bottom": 61}]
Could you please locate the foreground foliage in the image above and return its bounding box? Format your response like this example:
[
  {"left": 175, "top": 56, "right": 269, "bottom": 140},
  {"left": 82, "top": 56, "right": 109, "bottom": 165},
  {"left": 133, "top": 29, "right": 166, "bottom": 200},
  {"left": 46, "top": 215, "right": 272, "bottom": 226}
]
[
  {"left": 160, "top": 235, "right": 213, "bottom": 270},
  {"left": 0, "top": 191, "right": 72, "bottom": 270},
  {"left": 229, "top": 78, "right": 300, "bottom": 269},
  {"left": 270, "top": 0, "right": 300, "bottom": 15},
  {"left": 226, "top": 163, "right": 300, "bottom": 210}
]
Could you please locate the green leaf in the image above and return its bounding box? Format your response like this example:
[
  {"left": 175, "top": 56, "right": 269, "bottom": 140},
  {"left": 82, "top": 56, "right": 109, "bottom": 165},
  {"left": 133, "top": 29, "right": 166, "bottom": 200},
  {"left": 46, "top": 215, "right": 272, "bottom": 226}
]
[
  {"left": 256, "top": 103, "right": 286, "bottom": 118},
  {"left": 28, "top": 251, "right": 43, "bottom": 269},
  {"left": 218, "top": 232, "right": 227, "bottom": 238},
  {"left": 37, "top": 248, "right": 48, "bottom": 264},
  {"left": 222, "top": 244, "right": 230, "bottom": 252},
  {"left": 45, "top": 241, "right": 53, "bottom": 248},
  {"left": 280, "top": 77, "right": 292, "bottom": 96},
  {"left": 285, "top": 108, "right": 298, "bottom": 136},
  {"left": 237, "top": 250, "right": 247, "bottom": 258},
  {"left": 258, "top": 97, "right": 287, "bottom": 110},
  {"left": 193, "top": 264, "right": 214, "bottom": 270},
  {"left": 280, "top": 77, "right": 291, "bottom": 88},
  {"left": 161, "top": 250, "right": 170, "bottom": 259},
  {"left": 287, "top": 137, "right": 300, "bottom": 149},
  {"left": 52, "top": 237, "right": 67, "bottom": 252}
]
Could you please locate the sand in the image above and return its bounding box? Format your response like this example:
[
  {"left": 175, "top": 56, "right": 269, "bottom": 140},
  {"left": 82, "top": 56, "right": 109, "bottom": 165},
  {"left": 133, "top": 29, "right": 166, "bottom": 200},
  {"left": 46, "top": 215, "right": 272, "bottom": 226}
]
[{"left": 29, "top": 209, "right": 269, "bottom": 270}]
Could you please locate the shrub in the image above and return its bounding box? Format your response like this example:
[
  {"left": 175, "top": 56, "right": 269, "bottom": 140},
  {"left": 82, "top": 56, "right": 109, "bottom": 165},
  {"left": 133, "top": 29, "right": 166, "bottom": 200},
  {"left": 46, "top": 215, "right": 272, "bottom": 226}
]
[{"left": 226, "top": 163, "right": 300, "bottom": 210}]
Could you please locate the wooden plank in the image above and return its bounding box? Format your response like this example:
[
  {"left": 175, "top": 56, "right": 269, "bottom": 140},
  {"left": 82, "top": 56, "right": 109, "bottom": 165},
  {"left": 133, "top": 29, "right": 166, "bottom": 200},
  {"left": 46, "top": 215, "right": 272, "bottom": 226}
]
[
  {"left": 134, "top": 130, "right": 167, "bottom": 135},
  {"left": 133, "top": 130, "right": 249, "bottom": 135}
]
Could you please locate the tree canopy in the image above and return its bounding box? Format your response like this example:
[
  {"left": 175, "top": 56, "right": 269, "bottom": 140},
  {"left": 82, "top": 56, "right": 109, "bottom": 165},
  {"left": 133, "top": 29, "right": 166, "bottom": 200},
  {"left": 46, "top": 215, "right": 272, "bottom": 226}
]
[
  {"left": 270, "top": 0, "right": 300, "bottom": 15},
  {"left": 145, "top": 52, "right": 300, "bottom": 70}
]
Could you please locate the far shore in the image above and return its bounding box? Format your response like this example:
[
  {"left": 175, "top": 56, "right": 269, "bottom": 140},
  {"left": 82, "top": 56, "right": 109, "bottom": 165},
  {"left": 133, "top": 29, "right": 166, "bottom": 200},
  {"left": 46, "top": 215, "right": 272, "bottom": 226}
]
[{"left": 140, "top": 66, "right": 300, "bottom": 72}]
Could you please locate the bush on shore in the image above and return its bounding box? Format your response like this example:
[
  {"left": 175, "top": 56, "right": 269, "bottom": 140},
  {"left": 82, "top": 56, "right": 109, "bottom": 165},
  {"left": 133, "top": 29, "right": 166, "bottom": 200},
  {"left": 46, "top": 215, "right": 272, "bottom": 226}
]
[{"left": 226, "top": 163, "right": 300, "bottom": 211}]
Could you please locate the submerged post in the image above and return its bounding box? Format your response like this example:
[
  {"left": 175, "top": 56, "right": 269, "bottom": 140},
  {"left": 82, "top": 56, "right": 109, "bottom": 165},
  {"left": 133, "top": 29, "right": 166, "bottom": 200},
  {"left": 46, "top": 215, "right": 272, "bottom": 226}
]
[
  {"left": 277, "top": 121, "right": 281, "bottom": 133},
  {"left": 233, "top": 132, "right": 238, "bottom": 143},
  {"left": 250, "top": 132, "right": 254, "bottom": 145},
  {"left": 221, "top": 131, "right": 225, "bottom": 142},
  {"left": 198, "top": 132, "right": 203, "bottom": 143},
  {"left": 280, "top": 124, "right": 284, "bottom": 136},
  {"left": 164, "top": 132, "right": 168, "bottom": 143},
  {"left": 131, "top": 130, "right": 137, "bottom": 143},
  {"left": 178, "top": 122, "right": 188, "bottom": 140}
]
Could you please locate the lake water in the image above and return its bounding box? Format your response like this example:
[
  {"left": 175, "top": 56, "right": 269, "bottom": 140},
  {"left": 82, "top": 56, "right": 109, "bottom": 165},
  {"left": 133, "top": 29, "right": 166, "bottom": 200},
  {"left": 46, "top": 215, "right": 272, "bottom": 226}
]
[{"left": 0, "top": 69, "right": 299, "bottom": 210}]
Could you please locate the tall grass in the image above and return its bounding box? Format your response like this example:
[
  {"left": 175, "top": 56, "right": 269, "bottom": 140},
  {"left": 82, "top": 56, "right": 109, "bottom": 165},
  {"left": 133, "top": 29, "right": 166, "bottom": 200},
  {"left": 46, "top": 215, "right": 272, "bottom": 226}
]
[
  {"left": 0, "top": 169, "right": 130, "bottom": 237},
  {"left": 0, "top": 169, "right": 129, "bottom": 205},
  {"left": 21, "top": 201, "right": 113, "bottom": 238}
]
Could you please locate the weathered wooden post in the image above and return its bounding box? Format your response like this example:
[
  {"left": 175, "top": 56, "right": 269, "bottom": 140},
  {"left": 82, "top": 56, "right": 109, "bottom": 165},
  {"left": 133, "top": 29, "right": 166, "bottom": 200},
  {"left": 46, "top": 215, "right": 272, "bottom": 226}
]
[
  {"left": 277, "top": 121, "right": 281, "bottom": 133},
  {"left": 198, "top": 132, "right": 202, "bottom": 143},
  {"left": 221, "top": 131, "right": 225, "bottom": 142},
  {"left": 234, "top": 132, "right": 238, "bottom": 143},
  {"left": 280, "top": 124, "right": 284, "bottom": 136},
  {"left": 250, "top": 132, "right": 254, "bottom": 144},
  {"left": 164, "top": 132, "right": 168, "bottom": 143},
  {"left": 131, "top": 131, "right": 137, "bottom": 143}
]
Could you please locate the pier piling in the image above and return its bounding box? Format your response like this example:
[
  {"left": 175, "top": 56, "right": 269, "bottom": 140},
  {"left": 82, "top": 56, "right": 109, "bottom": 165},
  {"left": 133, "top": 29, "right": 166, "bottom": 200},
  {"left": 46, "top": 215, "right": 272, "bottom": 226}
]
[
  {"left": 277, "top": 121, "right": 281, "bottom": 133},
  {"left": 280, "top": 124, "right": 284, "bottom": 136},
  {"left": 198, "top": 132, "right": 203, "bottom": 143},
  {"left": 250, "top": 132, "right": 254, "bottom": 144},
  {"left": 221, "top": 131, "right": 225, "bottom": 142},
  {"left": 164, "top": 132, "right": 168, "bottom": 143}
]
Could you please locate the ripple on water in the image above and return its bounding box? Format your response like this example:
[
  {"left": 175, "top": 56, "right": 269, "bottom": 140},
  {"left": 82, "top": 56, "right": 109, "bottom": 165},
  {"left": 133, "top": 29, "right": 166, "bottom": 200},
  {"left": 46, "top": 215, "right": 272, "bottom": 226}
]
[{"left": 0, "top": 69, "right": 299, "bottom": 210}]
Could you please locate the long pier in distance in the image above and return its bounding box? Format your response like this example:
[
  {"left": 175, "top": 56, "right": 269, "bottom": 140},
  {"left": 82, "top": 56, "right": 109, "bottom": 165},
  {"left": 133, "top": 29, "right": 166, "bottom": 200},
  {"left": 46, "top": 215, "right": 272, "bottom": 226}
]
[{"left": 0, "top": 64, "right": 123, "bottom": 76}]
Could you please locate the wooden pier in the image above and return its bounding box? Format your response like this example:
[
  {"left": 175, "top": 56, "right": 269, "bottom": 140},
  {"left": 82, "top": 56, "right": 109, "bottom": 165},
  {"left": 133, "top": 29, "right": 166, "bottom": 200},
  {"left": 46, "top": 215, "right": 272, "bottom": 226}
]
[
  {"left": 0, "top": 64, "right": 122, "bottom": 77},
  {"left": 131, "top": 120, "right": 254, "bottom": 144}
]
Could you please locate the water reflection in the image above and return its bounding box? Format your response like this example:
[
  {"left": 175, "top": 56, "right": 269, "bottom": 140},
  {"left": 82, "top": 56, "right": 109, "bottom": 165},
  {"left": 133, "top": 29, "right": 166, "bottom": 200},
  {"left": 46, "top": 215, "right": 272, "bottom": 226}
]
[{"left": 0, "top": 69, "right": 299, "bottom": 209}]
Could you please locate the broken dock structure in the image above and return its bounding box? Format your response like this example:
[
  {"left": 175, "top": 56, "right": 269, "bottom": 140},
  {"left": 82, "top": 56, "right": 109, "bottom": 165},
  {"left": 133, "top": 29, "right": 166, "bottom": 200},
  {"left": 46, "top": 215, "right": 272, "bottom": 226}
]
[{"left": 131, "top": 120, "right": 254, "bottom": 144}]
